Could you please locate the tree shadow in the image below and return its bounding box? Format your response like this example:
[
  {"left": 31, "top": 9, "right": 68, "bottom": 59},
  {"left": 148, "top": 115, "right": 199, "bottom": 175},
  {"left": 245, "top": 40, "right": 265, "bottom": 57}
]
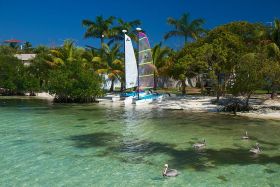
[
  {"left": 69, "top": 132, "right": 280, "bottom": 171},
  {"left": 69, "top": 132, "right": 121, "bottom": 148}
]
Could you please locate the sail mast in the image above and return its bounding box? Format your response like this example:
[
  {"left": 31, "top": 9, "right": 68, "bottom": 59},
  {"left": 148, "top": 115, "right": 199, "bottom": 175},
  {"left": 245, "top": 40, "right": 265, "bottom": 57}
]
[
  {"left": 136, "top": 27, "right": 142, "bottom": 100},
  {"left": 122, "top": 29, "right": 127, "bottom": 91}
]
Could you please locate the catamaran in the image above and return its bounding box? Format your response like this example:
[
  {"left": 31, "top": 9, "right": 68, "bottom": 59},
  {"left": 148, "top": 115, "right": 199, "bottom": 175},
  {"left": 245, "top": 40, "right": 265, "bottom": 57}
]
[{"left": 112, "top": 28, "right": 163, "bottom": 105}]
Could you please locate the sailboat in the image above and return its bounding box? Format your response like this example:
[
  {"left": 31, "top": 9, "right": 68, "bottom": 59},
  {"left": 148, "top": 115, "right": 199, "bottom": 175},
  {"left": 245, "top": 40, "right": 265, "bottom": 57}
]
[
  {"left": 119, "top": 29, "right": 163, "bottom": 105},
  {"left": 117, "top": 31, "right": 140, "bottom": 104}
]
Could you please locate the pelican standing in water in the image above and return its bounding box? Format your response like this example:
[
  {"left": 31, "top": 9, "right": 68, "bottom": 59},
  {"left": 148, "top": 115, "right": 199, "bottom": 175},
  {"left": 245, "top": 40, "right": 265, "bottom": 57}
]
[
  {"left": 162, "top": 164, "right": 179, "bottom": 177},
  {"left": 242, "top": 131, "right": 249, "bottom": 140},
  {"left": 250, "top": 143, "right": 261, "bottom": 154}
]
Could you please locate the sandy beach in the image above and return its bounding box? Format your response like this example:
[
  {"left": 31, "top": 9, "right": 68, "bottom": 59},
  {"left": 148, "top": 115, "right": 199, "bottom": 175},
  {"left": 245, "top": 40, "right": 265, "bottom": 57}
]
[
  {"left": 36, "top": 92, "right": 55, "bottom": 100},
  {"left": 98, "top": 94, "right": 280, "bottom": 120}
]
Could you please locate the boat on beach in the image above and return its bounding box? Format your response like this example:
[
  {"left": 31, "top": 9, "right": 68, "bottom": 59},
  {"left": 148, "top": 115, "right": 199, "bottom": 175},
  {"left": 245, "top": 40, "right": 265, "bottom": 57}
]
[{"left": 111, "top": 29, "right": 163, "bottom": 105}]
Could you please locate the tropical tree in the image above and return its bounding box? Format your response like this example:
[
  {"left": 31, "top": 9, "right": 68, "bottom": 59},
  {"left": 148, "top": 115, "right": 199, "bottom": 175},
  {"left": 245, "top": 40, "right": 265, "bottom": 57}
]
[
  {"left": 82, "top": 16, "right": 115, "bottom": 47},
  {"left": 108, "top": 18, "right": 141, "bottom": 45},
  {"left": 263, "top": 43, "right": 280, "bottom": 99},
  {"left": 23, "top": 41, "right": 33, "bottom": 53},
  {"left": 164, "top": 12, "right": 205, "bottom": 44},
  {"left": 265, "top": 18, "right": 280, "bottom": 98},
  {"left": 0, "top": 45, "right": 17, "bottom": 55},
  {"left": 48, "top": 61, "right": 102, "bottom": 103},
  {"left": 48, "top": 40, "right": 83, "bottom": 67},
  {"left": 152, "top": 43, "right": 171, "bottom": 89},
  {"left": 0, "top": 54, "right": 28, "bottom": 95},
  {"left": 93, "top": 43, "right": 124, "bottom": 92},
  {"left": 47, "top": 40, "right": 103, "bottom": 103},
  {"left": 270, "top": 19, "right": 280, "bottom": 47},
  {"left": 29, "top": 46, "right": 52, "bottom": 90},
  {"left": 196, "top": 22, "right": 266, "bottom": 101},
  {"left": 229, "top": 53, "right": 265, "bottom": 107},
  {"left": 168, "top": 43, "right": 208, "bottom": 94},
  {"left": 82, "top": 48, "right": 105, "bottom": 71}
]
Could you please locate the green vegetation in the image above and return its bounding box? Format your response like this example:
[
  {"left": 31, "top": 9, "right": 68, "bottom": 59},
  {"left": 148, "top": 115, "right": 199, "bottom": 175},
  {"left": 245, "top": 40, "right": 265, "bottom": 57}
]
[
  {"left": 0, "top": 13, "right": 280, "bottom": 103},
  {"left": 0, "top": 46, "right": 40, "bottom": 95},
  {"left": 164, "top": 12, "right": 205, "bottom": 43}
]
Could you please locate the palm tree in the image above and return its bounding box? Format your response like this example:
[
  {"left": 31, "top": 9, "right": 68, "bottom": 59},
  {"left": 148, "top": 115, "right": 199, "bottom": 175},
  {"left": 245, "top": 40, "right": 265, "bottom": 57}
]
[
  {"left": 50, "top": 40, "right": 74, "bottom": 65},
  {"left": 164, "top": 12, "right": 205, "bottom": 44},
  {"left": 93, "top": 43, "right": 124, "bottom": 92},
  {"left": 49, "top": 40, "right": 83, "bottom": 67},
  {"left": 108, "top": 18, "right": 141, "bottom": 45},
  {"left": 82, "top": 48, "right": 105, "bottom": 71},
  {"left": 23, "top": 41, "right": 33, "bottom": 53},
  {"left": 152, "top": 43, "right": 171, "bottom": 89},
  {"left": 266, "top": 18, "right": 280, "bottom": 99},
  {"left": 82, "top": 16, "right": 115, "bottom": 47},
  {"left": 270, "top": 19, "right": 280, "bottom": 47}
]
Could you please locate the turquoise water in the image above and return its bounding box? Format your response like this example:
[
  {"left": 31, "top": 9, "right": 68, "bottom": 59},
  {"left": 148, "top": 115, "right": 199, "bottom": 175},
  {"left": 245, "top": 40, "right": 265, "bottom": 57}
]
[{"left": 0, "top": 98, "right": 279, "bottom": 186}]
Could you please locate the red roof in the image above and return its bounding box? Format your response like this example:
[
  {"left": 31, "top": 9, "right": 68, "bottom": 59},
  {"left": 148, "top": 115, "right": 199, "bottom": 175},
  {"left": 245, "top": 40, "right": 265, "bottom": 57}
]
[{"left": 4, "top": 39, "right": 23, "bottom": 43}]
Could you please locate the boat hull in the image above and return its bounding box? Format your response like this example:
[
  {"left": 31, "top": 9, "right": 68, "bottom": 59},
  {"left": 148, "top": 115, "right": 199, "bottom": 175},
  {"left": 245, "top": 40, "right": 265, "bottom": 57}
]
[{"left": 133, "top": 95, "right": 163, "bottom": 105}]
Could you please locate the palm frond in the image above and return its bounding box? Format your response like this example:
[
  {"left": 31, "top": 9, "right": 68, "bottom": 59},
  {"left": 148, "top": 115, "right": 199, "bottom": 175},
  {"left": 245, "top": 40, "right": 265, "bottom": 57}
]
[
  {"left": 96, "top": 68, "right": 108, "bottom": 74},
  {"left": 92, "top": 56, "right": 102, "bottom": 63},
  {"left": 164, "top": 30, "right": 183, "bottom": 40},
  {"left": 82, "top": 19, "right": 95, "bottom": 27}
]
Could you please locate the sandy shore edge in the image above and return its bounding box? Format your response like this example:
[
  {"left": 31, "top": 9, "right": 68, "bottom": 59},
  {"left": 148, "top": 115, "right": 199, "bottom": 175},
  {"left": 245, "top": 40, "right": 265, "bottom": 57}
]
[
  {"left": 2, "top": 93, "right": 280, "bottom": 120},
  {"left": 99, "top": 95, "right": 280, "bottom": 120}
]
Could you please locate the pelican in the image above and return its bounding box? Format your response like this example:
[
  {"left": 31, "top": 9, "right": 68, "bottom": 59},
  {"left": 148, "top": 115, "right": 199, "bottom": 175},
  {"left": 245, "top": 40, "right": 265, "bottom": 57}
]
[
  {"left": 242, "top": 131, "right": 249, "bottom": 140},
  {"left": 162, "top": 164, "right": 178, "bottom": 177},
  {"left": 193, "top": 139, "right": 206, "bottom": 149},
  {"left": 250, "top": 143, "right": 261, "bottom": 154}
]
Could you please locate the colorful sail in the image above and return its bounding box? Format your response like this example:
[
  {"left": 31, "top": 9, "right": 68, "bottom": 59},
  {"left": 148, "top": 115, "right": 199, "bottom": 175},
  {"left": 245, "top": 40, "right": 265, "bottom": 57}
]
[
  {"left": 125, "top": 34, "right": 138, "bottom": 89},
  {"left": 138, "top": 32, "right": 155, "bottom": 89}
]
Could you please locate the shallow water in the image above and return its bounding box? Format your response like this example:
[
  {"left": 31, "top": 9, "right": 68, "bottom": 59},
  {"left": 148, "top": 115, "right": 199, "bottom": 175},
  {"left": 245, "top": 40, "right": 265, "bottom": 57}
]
[{"left": 0, "top": 98, "right": 279, "bottom": 186}]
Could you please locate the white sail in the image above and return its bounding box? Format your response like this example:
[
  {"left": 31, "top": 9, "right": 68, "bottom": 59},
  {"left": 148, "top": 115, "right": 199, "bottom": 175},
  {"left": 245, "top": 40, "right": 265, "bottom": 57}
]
[{"left": 125, "top": 34, "right": 138, "bottom": 89}]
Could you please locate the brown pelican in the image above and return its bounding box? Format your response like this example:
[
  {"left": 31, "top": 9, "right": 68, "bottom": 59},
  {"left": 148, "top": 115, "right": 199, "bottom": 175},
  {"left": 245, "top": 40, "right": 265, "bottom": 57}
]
[
  {"left": 193, "top": 139, "right": 206, "bottom": 149},
  {"left": 250, "top": 143, "right": 261, "bottom": 154},
  {"left": 162, "top": 164, "right": 179, "bottom": 177},
  {"left": 242, "top": 131, "right": 249, "bottom": 140}
]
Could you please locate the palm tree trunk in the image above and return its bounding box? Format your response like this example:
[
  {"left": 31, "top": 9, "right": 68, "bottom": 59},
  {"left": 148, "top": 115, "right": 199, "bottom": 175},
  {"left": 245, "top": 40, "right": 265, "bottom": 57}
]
[
  {"left": 101, "top": 36, "right": 104, "bottom": 48},
  {"left": 246, "top": 93, "right": 252, "bottom": 108},
  {"left": 271, "top": 83, "right": 277, "bottom": 99},
  {"left": 110, "top": 78, "right": 115, "bottom": 92},
  {"left": 120, "top": 81, "right": 124, "bottom": 92},
  {"left": 181, "top": 79, "right": 186, "bottom": 95},
  {"left": 216, "top": 87, "right": 221, "bottom": 103},
  {"left": 154, "top": 74, "right": 158, "bottom": 90}
]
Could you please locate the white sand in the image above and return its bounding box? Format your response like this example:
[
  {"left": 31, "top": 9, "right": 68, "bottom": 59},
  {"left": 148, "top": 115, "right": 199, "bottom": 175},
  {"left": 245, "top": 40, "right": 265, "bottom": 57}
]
[
  {"left": 238, "top": 111, "right": 280, "bottom": 120},
  {"left": 36, "top": 92, "right": 55, "bottom": 100},
  {"left": 99, "top": 94, "right": 280, "bottom": 120},
  {"left": 157, "top": 96, "right": 218, "bottom": 111}
]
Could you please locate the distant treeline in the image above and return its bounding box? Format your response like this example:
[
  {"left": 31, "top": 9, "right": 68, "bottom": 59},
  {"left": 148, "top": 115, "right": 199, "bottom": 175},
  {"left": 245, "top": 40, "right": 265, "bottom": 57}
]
[{"left": 0, "top": 13, "right": 279, "bottom": 103}]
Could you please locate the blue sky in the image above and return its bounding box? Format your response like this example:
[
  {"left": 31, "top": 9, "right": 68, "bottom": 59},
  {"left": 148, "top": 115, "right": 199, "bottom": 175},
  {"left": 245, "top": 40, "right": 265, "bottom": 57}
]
[{"left": 0, "top": 0, "right": 279, "bottom": 48}]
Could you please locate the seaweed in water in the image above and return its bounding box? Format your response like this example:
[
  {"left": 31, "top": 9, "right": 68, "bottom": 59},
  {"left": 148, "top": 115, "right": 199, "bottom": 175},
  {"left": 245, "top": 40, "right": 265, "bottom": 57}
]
[
  {"left": 77, "top": 118, "right": 87, "bottom": 121},
  {"left": 74, "top": 125, "right": 87, "bottom": 128},
  {"left": 264, "top": 168, "right": 276, "bottom": 174},
  {"left": 217, "top": 175, "right": 228, "bottom": 182},
  {"left": 94, "top": 120, "right": 107, "bottom": 125}
]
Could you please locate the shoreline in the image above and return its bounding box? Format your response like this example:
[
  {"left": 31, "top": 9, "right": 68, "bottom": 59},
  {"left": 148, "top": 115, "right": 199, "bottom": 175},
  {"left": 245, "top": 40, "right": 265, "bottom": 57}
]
[
  {"left": 99, "top": 95, "right": 280, "bottom": 120},
  {"left": 1, "top": 94, "right": 280, "bottom": 120}
]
